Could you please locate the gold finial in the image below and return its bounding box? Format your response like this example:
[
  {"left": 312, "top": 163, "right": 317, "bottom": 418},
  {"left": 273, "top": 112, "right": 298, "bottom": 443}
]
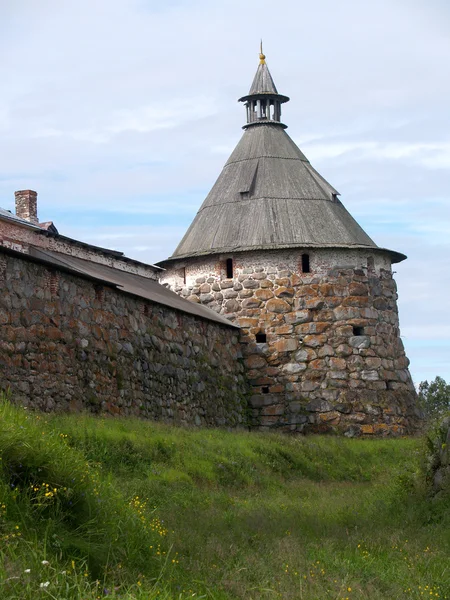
[{"left": 259, "top": 39, "right": 266, "bottom": 64}]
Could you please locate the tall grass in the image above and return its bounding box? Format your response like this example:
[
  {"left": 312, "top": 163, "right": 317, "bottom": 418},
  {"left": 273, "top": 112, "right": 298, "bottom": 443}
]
[{"left": 1, "top": 396, "right": 449, "bottom": 599}]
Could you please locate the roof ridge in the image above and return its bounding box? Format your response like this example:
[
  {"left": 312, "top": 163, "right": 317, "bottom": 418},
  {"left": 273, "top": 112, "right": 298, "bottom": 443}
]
[
  {"left": 226, "top": 155, "right": 310, "bottom": 166},
  {"left": 197, "top": 196, "right": 341, "bottom": 212}
]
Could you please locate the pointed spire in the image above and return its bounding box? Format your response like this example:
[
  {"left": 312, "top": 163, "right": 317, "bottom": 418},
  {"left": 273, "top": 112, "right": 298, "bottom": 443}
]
[
  {"left": 259, "top": 40, "right": 266, "bottom": 64},
  {"left": 239, "top": 44, "right": 289, "bottom": 129},
  {"left": 248, "top": 43, "right": 278, "bottom": 95}
]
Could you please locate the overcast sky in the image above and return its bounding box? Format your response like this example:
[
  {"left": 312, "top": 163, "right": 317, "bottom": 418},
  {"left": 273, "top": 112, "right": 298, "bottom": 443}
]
[{"left": 1, "top": 0, "right": 449, "bottom": 385}]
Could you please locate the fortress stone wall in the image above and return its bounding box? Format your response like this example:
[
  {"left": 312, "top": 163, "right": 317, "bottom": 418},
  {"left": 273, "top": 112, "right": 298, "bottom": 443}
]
[
  {"left": 0, "top": 248, "right": 248, "bottom": 427},
  {"left": 160, "top": 248, "right": 421, "bottom": 436}
]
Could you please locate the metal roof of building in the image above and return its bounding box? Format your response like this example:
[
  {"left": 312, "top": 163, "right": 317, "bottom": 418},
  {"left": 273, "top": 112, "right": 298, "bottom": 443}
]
[
  {"left": 160, "top": 54, "right": 406, "bottom": 266},
  {"left": 27, "top": 246, "right": 237, "bottom": 328},
  {"left": 0, "top": 207, "right": 42, "bottom": 230},
  {"left": 0, "top": 204, "right": 162, "bottom": 272}
]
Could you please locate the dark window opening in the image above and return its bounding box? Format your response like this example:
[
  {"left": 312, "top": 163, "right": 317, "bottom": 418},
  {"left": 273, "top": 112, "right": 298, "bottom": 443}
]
[
  {"left": 353, "top": 326, "right": 364, "bottom": 336},
  {"left": 226, "top": 258, "right": 233, "bottom": 279},
  {"left": 262, "top": 386, "right": 270, "bottom": 394},
  {"left": 255, "top": 332, "right": 267, "bottom": 343},
  {"left": 183, "top": 267, "right": 187, "bottom": 285},
  {"left": 302, "top": 253, "right": 310, "bottom": 273},
  {"left": 50, "top": 272, "right": 59, "bottom": 296},
  {"left": 367, "top": 256, "right": 375, "bottom": 271},
  {"left": 95, "top": 285, "right": 104, "bottom": 302}
]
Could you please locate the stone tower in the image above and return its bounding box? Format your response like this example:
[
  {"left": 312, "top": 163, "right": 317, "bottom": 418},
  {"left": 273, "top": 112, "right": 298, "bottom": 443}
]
[{"left": 158, "top": 49, "right": 421, "bottom": 435}]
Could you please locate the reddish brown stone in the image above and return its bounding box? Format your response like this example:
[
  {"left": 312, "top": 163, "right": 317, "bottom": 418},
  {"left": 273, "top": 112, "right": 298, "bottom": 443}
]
[
  {"left": 285, "top": 310, "right": 311, "bottom": 324},
  {"left": 319, "top": 283, "right": 335, "bottom": 296},
  {"left": 255, "top": 288, "right": 274, "bottom": 300},
  {"left": 319, "top": 411, "right": 341, "bottom": 425},
  {"left": 266, "top": 298, "right": 291, "bottom": 313},
  {"left": 241, "top": 309, "right": 259, "bottom": 318},
  {"left": 324, "top": 297, "right": 341, "bottom": 309},
  {"left": 309, "top": 358, "right": 326, "bottom": 370},
  {"left": 305, "top": 298, "right": 325, "bottom": 310},
  {"left": 242, "top": 298, "right": 261, "bottom": 308},
  {"left": 265, "top": 366, "right": 279, "bottom": 376},
  {"left": 260, "top": 313, "right": 284, "bottom": 325},
  {"left": 303, "top": 334, "right": 327, "bottom": 347},
  {"left": 260, "top": 279, "right": 274, "bottom": 289},
  {"left": 270, "top": 384, "right": 284, "bottom": 393},
  {"left": 295, "top": 322, "right": 330, "bottom": 335},
  {"left": 275, "top": 277, "right": 290, "bottom": 286},
  {"left": 373, "top": 423, "right": 390, "bottom": 435},
  {"left": 274, "top": 286, "right": 294, "bottom": 298},
  {"left": 333, "top": 306, "right": 361, "bottom": 320},
  {"left": 349, "top": 282, "right": 368, "bottom": 296},
  {"left": 296, "top": 285, "right": 316, "bottom": 297},
  {"left": 335, "top": 344, "right": 352, "bottom": 357},
  {"left": 237, "top": 317, "right": 259, "bottom": 328},
  {"left": 343, "top": 296, "right": 369, "bottom": 307},
  {"left": 329, "top": 357, "right": 346, "bottom": 370},
  {"left": 251, "top": 377, "right": 272, "bottom": 386},
  {"left": 360, "top": 424, "right": 374, "bottom": 434},
  {"left": 304, "top": 370, "right": 325, "bottom": 381},
  {"left": 273, "top": 338, "right": 298, "bottom": 353},
  {"left": 245, "top": 355, "right": 267, "bottom": 369},
  {"left": 274, "top": 324, "right": 293, "bottom": 335},
  {"left": 316, "top": 309, "right": 335, "bottom": 321}
]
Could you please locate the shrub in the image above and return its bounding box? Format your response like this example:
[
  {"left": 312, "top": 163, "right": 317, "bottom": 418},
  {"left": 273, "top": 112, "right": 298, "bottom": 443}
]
[{"left": 418, "top": 376, "right": 450, "bottom": 419}]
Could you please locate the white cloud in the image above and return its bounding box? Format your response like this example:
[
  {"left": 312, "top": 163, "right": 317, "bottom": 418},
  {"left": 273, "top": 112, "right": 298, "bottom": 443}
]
[{"left": 305, "top": 141, "right": 450, "bottom": 170}]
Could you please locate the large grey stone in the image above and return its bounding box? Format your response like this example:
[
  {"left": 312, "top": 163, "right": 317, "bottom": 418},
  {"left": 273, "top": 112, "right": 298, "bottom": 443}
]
[{"left": 349, "top": 336, "right": 370, "bottom": 349}]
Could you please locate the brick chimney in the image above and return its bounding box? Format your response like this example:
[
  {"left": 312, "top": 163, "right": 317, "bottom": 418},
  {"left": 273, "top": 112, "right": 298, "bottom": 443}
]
[{"left": 15, "top": 190, "right": 38, "bottom": 224}]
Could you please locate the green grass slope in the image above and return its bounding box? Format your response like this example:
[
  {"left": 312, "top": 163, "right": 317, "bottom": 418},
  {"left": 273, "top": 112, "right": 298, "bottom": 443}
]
[{"left": 0, "top": 397, "right": 449, "bottom": 599}]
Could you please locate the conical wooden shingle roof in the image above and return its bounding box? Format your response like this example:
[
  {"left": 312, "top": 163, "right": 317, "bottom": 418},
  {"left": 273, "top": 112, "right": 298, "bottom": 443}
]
[
  {"left": 248, "top": 58, "right": 278, "bottom": 95},
  {"left": 161, "top": 52, "right": 405, "bottom": 265}
]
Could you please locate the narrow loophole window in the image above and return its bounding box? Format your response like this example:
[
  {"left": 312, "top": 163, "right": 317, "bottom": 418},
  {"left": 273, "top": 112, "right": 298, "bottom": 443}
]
[
  {"left": 367, "top": 256, "right": 375, "bottom": 270},
  {"left": 302, "top": 253, "right": 310, "bottom": 273},
  {"left": 226, "top": 258, "right": 233, "bottom": 279},
  {"left": 95, "top": 285, "right": 104, "bottom": 302},
  {"left": 183, "top": 267, "right": 187, "bottom": 285},
  {"left": 50, "top": 272, "right": 59, "bottom": 296},
  {"left": 255, "top": 332, "right": 267, "bottom": 343},
  {"left": 262, "top": 386, "right": 270, "bottom": 394},
  {"left": 353, "top": 326, "right": 364, "bottom": 336}
]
